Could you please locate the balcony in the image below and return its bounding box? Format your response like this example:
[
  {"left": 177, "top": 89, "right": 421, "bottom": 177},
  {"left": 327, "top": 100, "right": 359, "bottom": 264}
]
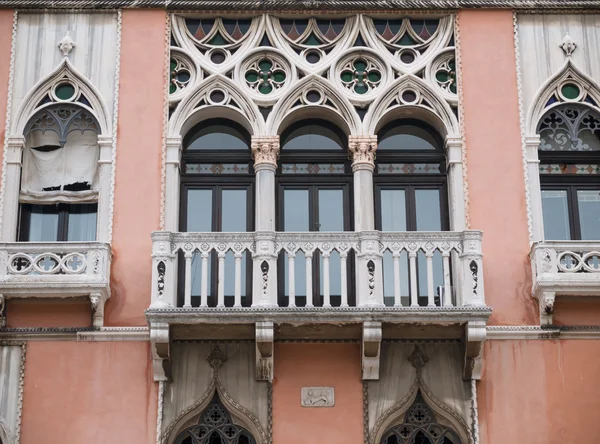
[
  {"left": 146, "top": 230, "right": 490, "bottom": 381},
  {"left": 0, "top": 242, "right": 111, "bottom": 328},
  {"left": 531, "top": 241, "right": 600, "bottom": 325}
]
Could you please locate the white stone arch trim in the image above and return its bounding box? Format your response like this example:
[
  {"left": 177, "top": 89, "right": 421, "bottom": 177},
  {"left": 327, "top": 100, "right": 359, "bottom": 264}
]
[
  {"left": 369, "top": 375, "right": 471, "bottom": 444},
  {"left": 522, "top": 58, "right": 600, "bottom": 242},
  {"left": 161, "top": 378, "right": 268, "bottom": 444},
  {"left": 12, "top": 57, "right": 111, "bottom": 136},
  {"left": 0, "top": 417, "right": 13, "bottom": 444},
  {"left": 363, "top": 73, "right": 459, "bottom": 138},
  {"left": 266, "top": 74, "right": 361, "bottom": 137}
]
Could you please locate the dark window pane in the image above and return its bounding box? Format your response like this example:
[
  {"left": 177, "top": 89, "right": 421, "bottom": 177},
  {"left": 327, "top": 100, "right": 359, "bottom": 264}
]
[
  {"left": 318, "top": 189, "right": 344, "bottom": 231},
  {"left": 380, "top": 189, "right": 407, "bottom": 231},
  {"left": 187, "top": 189, "right": 213, "bottom": 232},
  {"left": 67, "top": 204, "right": 97, "bottom": 241},
  {"left": 378, "top": 123, "right": 441, "bottom": 150},
  {"left": 185, "top": 123, "right": 249, "bottom": 150},
  {"left": 284, "top": 189, "right": 309, "bottom": 231},
  {"left": 577, "top": 189, "right": 600, "bottom": 240},
  {"left": 282, "top": 123, "right": 345, "bottom": 150},
  {"left": 23, "top": 204, "right": 59, "bottom": 242},
  {"left": 541, "top": 189, "right": 571, "bottom": 240},
  {"left": 415, "top": 189, "right": 441, "bottom": 231},
  {"left": 221, "top": 189, "right": 247, "bottom": 232}
]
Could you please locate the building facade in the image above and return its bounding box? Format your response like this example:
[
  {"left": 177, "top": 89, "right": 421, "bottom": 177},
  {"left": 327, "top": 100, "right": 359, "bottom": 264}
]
[{"left": 0, "top": 1, "right": 599, "bottom": 443}]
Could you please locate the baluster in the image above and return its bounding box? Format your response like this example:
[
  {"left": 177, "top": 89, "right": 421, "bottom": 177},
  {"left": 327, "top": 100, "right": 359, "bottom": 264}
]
[
  {"left": 409, "top": 252, "right": 418, "bottom": 307},
  {"left": 234, "top": 253, "right": 242, "bottom": 308},
  {"left": 340, "top": 253, "right": 348, "bottom": 307},
  {"left": 184, "top": 252, "right": 193, "bottom": 308},
  {"left": 393, "top": 253, "right": 402, "bottom": 307},
  {"left": 426, "top": 253, "right": 435, "bottom": 307},
  {"left": 217, "top": 253, "right": 226, "bottom": 308},
  {"left": 200, "top": 252, "right": 209, "bottom": 307},
  {"left": 323, "top": 252, "right": 331, "bottom": 308},
  {"left": 288, "top": 253, "right": 296, "bottom": 308},
  {"left": 306, "top": 253, "right": 314, "bottom": 308},
  {"left": 443, "top": 253, "right": 452, "bottom": 307}
]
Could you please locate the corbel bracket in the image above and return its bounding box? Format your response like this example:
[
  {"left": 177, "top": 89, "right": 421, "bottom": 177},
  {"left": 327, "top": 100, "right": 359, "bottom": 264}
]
[
  {"left": 90, "top": 292, "right": 108, "bottom": 329},
  {"left": 256, "top": 321, "right": 274, "bottom": 381},
  {"left": 362, "top": 321, "right": 382, "bottom": 380},
  {"left": 0, "top": 294, "right": 5, "bottom": 328},
  {"left": 150, "top": 322, "right": 171, "bottom": 382},
  {"left": 464, "top": 320, "right": 486, "bottom": 380},
  {"left": 535, "top": 290, "right": 556, "bottom": 326}
]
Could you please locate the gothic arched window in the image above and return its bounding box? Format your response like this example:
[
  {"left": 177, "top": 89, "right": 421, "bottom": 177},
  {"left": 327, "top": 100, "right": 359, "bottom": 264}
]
[
  {"left": 374, "top": 119, "right": 448, "bottom": 307},
  {"left": 179, "top": 118, "right": 253, "bottom": 307},
  {"left": 538, "top": 105, "right": 600, "bottom": 240},
  {"left": 18, "top": 105, "right": 100, "bottom": 242},
  {"left": 381, "top": 392, "right": 462, "bottom": 444},
  {"left": 173, "top": 393, "right": 256, "bottom": 444}
]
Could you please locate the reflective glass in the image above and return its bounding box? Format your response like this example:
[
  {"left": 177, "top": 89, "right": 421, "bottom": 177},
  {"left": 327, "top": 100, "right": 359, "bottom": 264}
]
[
  {"left": 577, "top": 189, "right": 600, "bottom": 240},
  {"left": 282, "top": 124, "right": 345, "bottom": 150},
  {"left": 187, "top": 189, "right": 213, "bottom": 232},
  {"left": 541, "top": 189, "right": 571, "bottom": 240},
  {"left": 378, "top": 124, "right": 440, "bottom": 150},
  {"left": 185, "top": 124, "right": 248, "bottom": 150},
  {"left": 318, "top": 189, "right": 344, "bottom": 231},
  {"left": 26, "top": 205, "right": 59, "bottom": 242},
  {"left": 284, "top": 189, "right": 309, "bottom": 231},
  {"left": 221, "top": 189, "right": 247, "bottom": 232},
  {"left": 380, "top": 189, "right": 407, "bottom": 231},
  {"left": 67, "top": 204, "right": 97, "bottom": 241},
  {"left": 415, "top": 189, "right": 441, "bottom": 230}
]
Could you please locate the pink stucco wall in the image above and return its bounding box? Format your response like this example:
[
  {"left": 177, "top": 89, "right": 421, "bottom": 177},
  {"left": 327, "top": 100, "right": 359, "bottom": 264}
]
[
  {"left": 20, "top": 342, "right": 157, "bottom": 443},
  {"left": 6, "top": 300, "right": 91, "bottom": 328},
  {"left": 273, "top": 343, "right": 364, "bottom": 444},
  {"left": 105, "top": 10, "right": 166, "bottom": 326},
  {"left": 459, "top": 10, "right": 536, "bottom": 325}
]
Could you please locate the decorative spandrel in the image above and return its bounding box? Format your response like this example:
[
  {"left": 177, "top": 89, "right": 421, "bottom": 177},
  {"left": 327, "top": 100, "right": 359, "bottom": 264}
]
[
  {"left": 381, "top": 392, "right": 462, "bottom": 444},
  {"left": 174, "top": 393, "right": 256, "bottom": 444},
  {"left": 538, "top": 105, "right": 600, "bottom": 152}
]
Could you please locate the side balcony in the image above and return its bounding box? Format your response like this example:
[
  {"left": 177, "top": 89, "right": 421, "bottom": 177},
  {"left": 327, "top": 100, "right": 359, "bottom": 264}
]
[
  {"left": 0, "top": 242, "right": 111, "bottom": 328},
  {"left": 531, "top": 241, "right": 600, "bottom": 325},
  {"left": 146, "top": 230, "right": 491, "bottom": 381}
]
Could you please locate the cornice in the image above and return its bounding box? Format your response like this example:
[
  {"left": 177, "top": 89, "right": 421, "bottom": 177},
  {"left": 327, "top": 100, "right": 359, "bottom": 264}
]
[
  {"left": 487, "top": 325, "right": 600, "bottom": 340},
  {"left": 4, "top": 0, "right": 600, "bottom": 10},
  {"left": 0, "top": 326, "right": 149, "bottom": 341}
]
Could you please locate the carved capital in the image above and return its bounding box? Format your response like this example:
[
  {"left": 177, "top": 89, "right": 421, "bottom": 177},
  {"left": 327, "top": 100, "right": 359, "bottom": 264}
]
[
  {"left": 349, "top": 135, "right": 377, "bottom": 168},
  {"left": 251, "top": 136, "right": 280, "bottom": 167}
]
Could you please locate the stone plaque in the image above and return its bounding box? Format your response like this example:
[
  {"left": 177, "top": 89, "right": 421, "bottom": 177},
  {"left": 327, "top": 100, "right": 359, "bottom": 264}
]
[{"left": 301, "top": 387, "right": 335, "bottom": 407}]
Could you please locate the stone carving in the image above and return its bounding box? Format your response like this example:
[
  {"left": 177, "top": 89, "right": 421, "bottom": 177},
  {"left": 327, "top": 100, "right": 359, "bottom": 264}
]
[
  {"left": 301, "top": 387, "right": 335, "bottom": 407},
  {"left": 57, "top": 31, "right": 75, "bottom": 57},
  {"left": 251, "top": 136, "right": 280, "bottom": 167},
  {"left": 208, "top": 345, "right": 227, "bottom": 371},
  {"left": 408, "top": 345, "right": 429, "bottom": 372},
  {"left": 0, "top": 294, "right": 5, "bottom": 328},
  {"left": 348, "top": 135, "right": 378, "bottom": 167},
  {"left": 469, "top": 260, "right": 478, "bottom": 297},
  {"left": 560, "top": 34, "right": 577, "bottom": 58}
]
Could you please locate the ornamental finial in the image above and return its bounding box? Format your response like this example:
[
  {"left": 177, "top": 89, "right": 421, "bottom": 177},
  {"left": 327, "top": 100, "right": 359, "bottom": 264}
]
[
  {"left": 58, "top": 31, "right": 76, "bottom": 57},
  {"left": 560, "top": 35, "right": 577, "bottom": 58}
]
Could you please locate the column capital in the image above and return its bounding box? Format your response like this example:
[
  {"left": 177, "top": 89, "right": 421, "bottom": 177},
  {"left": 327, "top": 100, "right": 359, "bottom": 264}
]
[
  {"left": 349, "top": 135, "right": 377, "bottom": 170},
  {"left": 251, "top": 136, "right": 280, "bottom": 167}
]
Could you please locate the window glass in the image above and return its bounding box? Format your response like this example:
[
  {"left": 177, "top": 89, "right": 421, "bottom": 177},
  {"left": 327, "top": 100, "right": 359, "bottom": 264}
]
[
  {"left": 26, "top": 205, "right": 59, "bottom": 242},
  {"left": 187, "top": 189, "right": 213, "bottom": 232},
  {"left": 185, "top": 123, "right": 248, "bottom": 150},
  {"left": 577, "top": 189, "right": 600, "bottom": 240},
  {"left": 378, "top": 123, "right": 440, "bottom": 150},
  {"left": 318, "top": 189, "right": 344, "bottom": 231},
  {"left": 221, "top": 189, "right": 247, "bottom": 232},
  {"left": 415, "top": 189, "right": 442, "bottom": 231},
  {"left": 538, "top": 106, "right": 600, "bottom": 152},
  {"left": 541, "top": 189, "right": 571, "bottom": 240},
  {"left": 67, "top": 204, "right": 97, "bottom": 241},
  {"left": 282, "top": 122, "right": 345, "bottom": 150},
  {"left": 380, "top": 189, "right": 407, "bottom": 231},
  {"left": 284, "top": 189, "right": 309, "bottom": 231}
]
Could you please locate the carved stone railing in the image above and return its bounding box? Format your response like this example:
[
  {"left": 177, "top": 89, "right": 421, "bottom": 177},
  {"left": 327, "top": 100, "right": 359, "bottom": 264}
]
[
  {"left": 150, "top": 230, "right": 485, "bottom": 309},
  {"left": 531, "top": 241, "right": 600, "bottom": 325},
  {"left": 0, "top": 242, "right": 111, "bottom": 327}
]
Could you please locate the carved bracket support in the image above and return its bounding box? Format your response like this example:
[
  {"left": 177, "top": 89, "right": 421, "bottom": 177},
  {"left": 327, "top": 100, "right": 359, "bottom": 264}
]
[
  {"left": 0, "top": 294, "right": 5, "bottom": 328},
  {"left": 535, "top": 290, "right": 556, "bottom": 326},
  {"left": 362, "top": 320, "right": 382, "bottom": 380},
  {"left": 150, "top": 322, "right": 171, "bottom": 382},
  {"left": 89, "top": 292, "right": 108, "bottom": 329},
  {"left": 255, "top": 321, "right": 274, "bottom": 381},
  {"left": 464, "top": 320, "right": 486, "bottom": 380}
]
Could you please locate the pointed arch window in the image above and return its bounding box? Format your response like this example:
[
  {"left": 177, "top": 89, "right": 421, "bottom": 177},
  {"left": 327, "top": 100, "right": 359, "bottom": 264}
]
[
  {"left": 381, "top": 392, "right": 462, "bottom": 444},
  {"left": 18, "top": 104, "right": 100, "bottom": 242},
  {"left": 179, "top": 118, "right": 254, "bottom": 307},
  {"left": 538, "top": 105, "right": 600, "bottom": 240},
  {"left": 173, "top": 393, "right": 256, "bottom": 444},
  {"left": 374, "top": 119, "right": 449, "bottom": 307}
]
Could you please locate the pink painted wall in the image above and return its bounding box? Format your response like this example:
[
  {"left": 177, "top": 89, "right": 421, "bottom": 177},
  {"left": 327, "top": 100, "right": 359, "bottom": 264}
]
[
  {"left": 273, "top": 343, "right": 364, "bottom": 444},
  {"left": 479, "top": 340, "right": 600, "bottom": 443},
  {"left": 459, "top": 10, "right": 536, "bottom": 325},
  {"left": 20, "top": 342, "right": 157, "bottom": 443},
  {"left": 6, "top": 300, "right": 91, "bottom": 328},
  {"left": 553, "top": 299, "right": 600, "bottom": 326},
  {"left": 105, "top": 10, "right": 166, "bottom": 326},
  {"left": 0, "top": 10, "right": 13, "bottom": 181}
]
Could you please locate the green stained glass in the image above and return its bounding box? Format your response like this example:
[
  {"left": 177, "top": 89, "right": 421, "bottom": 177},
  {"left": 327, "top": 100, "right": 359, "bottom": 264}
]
[
  {"left": 273, "top": 70, "right": 286, "bottom": 82},
  {"left": 368, "top": 71, "right": 381, "bottom": 82},
  {"left": 208, "top": 31, "right": 227, "bottom": 46},
  {"left": 449, "top": 59, "right": 456, "bottom": 71},
  {"left": 341, "top": 71, "right": 353, "bottom": 83},
  {"left": 259, "top": 59, "right": 272, "bottom": 72},
  {"left": 303, "top": 32, "right": 321, "bottom": 46},
  {"left": 259, "top": 83, "right": 273, "bottom": 94},
  {"left": 245, "top": 71, "right": 259, "bottom": 82},
  {"left": 354, "top": 84, "right": 368, "bottom": 94},
  {"left": 450, "top": 83, "right": 457, "bottom": 94},
  {"left": 169, "top": 83, "right": 177, "bottom": 94},
  {"left": 561, "top": 83, "right": 580, "bottom": 100},
  {"left": 436, "top": 71, "right": 449, "bottom": 82},
  {"left": 55, "top": 83, "right": 75, "bottom": 100},
  {"left": 398, "top": 33, "right": 418, "bottom": 46},
  {"left": 170, "top": 60, "right": 177, "bottom": 72},
  {"left": 354, "top": 59, "right": 367, "bottom": 72}
]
